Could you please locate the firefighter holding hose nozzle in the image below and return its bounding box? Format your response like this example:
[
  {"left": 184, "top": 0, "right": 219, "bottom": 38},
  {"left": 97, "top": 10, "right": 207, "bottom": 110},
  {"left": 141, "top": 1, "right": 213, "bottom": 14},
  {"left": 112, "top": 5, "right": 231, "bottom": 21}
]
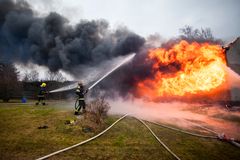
[
  {"left": 75, "top": 81, "right": 88, "bottom": 115},
  {"left": 36, "top": 82, "right": 48, "bottom": 105}
]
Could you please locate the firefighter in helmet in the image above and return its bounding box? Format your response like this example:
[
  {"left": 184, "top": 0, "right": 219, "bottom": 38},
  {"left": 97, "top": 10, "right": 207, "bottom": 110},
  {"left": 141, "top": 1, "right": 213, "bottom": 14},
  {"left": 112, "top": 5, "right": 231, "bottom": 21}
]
[
  {"left": 75, "top": 81, "right": 88, "bottom": 115},
  {"left": 36, "top": 82, "right": 48, "bottom": 105}
]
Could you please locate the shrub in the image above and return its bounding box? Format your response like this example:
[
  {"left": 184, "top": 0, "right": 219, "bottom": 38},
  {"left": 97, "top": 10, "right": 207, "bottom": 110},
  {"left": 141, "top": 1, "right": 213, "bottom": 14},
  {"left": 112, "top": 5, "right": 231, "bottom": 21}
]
[{"left": 87, "top": 97, "right": 110, "bottom": 124}]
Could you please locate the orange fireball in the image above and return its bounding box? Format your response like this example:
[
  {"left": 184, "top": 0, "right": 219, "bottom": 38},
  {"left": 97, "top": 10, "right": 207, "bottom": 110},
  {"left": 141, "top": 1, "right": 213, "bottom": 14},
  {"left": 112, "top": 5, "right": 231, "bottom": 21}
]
[{"left": 137, "top": 40, "right": 226, "bottom": 100}]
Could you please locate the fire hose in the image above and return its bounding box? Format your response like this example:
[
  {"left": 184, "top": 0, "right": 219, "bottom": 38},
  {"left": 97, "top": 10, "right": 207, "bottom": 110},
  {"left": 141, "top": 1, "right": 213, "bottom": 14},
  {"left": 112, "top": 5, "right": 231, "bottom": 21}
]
[
  {"left": 185, "top": 120, "right": 240, "bottom": 148},
  {"left": 134, "top": 117, "right": 181, "bottom": 160},
  {"left": 36, "top": 114, "right": 182, "bottom": 160},
  {"left": 36, "top": 114, "right": 129, "bottom": 160},
  {"left": 36, "top": 115, "right": 239, "bottom": 160},
  {"left": 145, "top": 120, "right": 217, "bottom": 139},
  {"left": 147, "top": 119, "right": 240, "bottom": 148},
  {"left": 36, "top": 114, "right": 181, "bottom": 160}
]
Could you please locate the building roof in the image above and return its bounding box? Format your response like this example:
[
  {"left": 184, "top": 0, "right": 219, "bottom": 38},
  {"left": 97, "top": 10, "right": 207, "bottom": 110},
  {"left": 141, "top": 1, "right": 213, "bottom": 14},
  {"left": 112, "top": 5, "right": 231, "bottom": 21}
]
[{"left": 223, "top": 37, "right": 240, "bottom": 50}]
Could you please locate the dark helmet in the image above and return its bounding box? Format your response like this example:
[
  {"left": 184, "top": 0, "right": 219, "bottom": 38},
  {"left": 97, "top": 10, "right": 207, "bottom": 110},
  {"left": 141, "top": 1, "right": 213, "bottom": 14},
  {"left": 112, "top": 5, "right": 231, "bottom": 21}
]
[{"left": 78, "top": 81, "right": 83, "bottom": 86}]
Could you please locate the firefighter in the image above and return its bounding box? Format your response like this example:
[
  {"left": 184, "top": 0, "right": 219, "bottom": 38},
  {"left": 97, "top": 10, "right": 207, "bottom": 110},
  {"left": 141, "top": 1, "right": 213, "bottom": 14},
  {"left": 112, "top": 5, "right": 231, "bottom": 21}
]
[
  {"left": 36, "top": 82, "right": 48, "bottom": 105},
  {"left": 75, "top": 81, "right": 88, "bottom": 115}
]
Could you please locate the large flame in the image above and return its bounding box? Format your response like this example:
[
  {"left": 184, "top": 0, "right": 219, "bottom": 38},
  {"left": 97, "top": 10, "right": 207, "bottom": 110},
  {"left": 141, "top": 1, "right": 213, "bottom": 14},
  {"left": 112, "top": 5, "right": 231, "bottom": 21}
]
[{"left": 137, "top": 40, "right": 226, "bottom": 100}]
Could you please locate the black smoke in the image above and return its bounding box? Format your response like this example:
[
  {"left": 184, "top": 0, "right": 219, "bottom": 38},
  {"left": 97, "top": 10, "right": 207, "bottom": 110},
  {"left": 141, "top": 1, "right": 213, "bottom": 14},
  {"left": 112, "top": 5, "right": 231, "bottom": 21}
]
[
  {"left": 0, "top": 0, "right": 224, "bottom": 100},
  {"left": 0, "top": 0, "right": 145, "bottom": 75}
]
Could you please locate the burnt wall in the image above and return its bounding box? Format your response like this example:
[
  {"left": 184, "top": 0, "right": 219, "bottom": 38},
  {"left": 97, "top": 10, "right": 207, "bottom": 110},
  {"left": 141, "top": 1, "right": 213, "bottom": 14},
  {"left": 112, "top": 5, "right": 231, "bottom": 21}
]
[{"left": 226, "top": 37, "right": 240, "bottom": 102}]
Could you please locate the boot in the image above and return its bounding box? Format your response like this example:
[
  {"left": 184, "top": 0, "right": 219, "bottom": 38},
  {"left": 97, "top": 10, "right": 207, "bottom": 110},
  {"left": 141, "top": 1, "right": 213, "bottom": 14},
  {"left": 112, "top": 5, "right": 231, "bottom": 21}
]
[{"left": 74, "top": 111, "right": 79, "bottom": 115}]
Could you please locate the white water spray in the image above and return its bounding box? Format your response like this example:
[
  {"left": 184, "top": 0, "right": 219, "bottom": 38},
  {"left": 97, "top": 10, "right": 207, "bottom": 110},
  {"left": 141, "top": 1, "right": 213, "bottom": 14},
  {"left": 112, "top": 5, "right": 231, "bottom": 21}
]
[
  {"left": 88, "top": 53, "right": 135, "bottom": 90},
  {"left": 49, "top": 53, "right": 136, "bottom": 93}
]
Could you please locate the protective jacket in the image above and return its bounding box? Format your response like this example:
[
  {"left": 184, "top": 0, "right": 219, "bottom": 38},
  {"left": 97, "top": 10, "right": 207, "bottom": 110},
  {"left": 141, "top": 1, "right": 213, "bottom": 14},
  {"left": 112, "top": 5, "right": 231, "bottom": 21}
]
[
  {"left": 75, "top": 85, "right": 88, "bottom": 114},
  {"left": 36, "top": 85, "right": 47, "bottom": 105},
  {"left": 75, "top": 86, "right": 88, "bottom": 99},
  {"left": 38, "top": 87, "right": 47, "bottom": 97}
]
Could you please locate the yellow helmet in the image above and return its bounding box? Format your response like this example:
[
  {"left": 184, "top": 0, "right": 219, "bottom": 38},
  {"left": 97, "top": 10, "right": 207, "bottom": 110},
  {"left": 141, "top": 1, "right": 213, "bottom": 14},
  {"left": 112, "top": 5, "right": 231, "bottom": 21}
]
[{"left": 41, "top": 82, "right": 46, "bottom": 87}]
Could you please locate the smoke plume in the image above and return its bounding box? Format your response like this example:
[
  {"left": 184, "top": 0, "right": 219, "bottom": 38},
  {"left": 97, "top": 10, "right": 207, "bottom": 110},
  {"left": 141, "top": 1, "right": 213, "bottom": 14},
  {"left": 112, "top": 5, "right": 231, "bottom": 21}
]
[
  {"left": 1, "top": 0, "right": 236, "bottom": 101},
  {"left": 108, "top": 98, "right": 240, "bottom": 139},
  {"left": 0, "top": 0, "right": 145, "bottom": 74}
]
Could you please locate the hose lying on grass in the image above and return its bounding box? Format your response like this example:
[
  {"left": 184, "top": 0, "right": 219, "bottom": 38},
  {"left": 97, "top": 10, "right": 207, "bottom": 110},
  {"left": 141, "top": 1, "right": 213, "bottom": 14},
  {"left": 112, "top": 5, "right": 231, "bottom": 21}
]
[
  {"left": 134, "top": 117, "right": 181, "bottom": 160},
  {"left": 145, "top": 119, "right": 217, "bottom": 139},
  {"left": 36, "top": 114, "right": 240, "bottom": 160},
  {"left": 186, "top": 119, "right": 240, "bottom": 148},
  {"left": 36, "top": 114, "right": 129, "bottom": 160},
  {"left": 145, "top": 119, "right": 240, "bottom": 148}
]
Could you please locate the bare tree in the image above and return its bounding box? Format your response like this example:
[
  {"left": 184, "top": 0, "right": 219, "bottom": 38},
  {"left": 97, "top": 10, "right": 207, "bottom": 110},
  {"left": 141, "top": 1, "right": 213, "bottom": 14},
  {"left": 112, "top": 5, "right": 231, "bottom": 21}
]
[
  {"left": 179, "top": 25, "right": 223, "bottom": 44},
  {"left": 23, "top": 70, "right": 39, "bottom": 82},
  {"left": 0, "top": 63, "right": 21, "bottom": 102},
  {"left": 23, "top": 71, "right": 30, "bottom": 82},
  {"left": 45, "top": 71, "right": 67, "bottom": 82},
  {"left": 29, "top": 70, "right": 39, "bottom": 81}
]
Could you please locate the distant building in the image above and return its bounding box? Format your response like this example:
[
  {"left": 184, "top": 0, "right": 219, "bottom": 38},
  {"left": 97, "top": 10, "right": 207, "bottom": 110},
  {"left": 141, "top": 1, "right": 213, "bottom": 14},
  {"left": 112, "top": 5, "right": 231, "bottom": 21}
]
[{"left": 224, "top": 37, "right": 240, "bottom": 102}]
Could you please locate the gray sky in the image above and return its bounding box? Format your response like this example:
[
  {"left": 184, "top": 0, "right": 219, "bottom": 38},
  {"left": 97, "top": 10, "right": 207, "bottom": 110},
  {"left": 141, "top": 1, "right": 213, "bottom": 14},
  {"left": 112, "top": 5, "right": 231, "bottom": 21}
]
[{"left": 27, "top": 0, "right": 240, "bottom": 41}]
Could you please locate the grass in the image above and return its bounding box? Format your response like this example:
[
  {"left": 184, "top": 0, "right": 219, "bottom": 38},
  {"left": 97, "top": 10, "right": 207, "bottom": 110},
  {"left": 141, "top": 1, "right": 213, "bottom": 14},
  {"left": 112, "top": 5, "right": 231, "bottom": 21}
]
[
  {"left": 148, "top": 122, "right": 240, "bottom": 160},
  {"left": 0, "top": 102, "right": 240, "bottom": 160}
]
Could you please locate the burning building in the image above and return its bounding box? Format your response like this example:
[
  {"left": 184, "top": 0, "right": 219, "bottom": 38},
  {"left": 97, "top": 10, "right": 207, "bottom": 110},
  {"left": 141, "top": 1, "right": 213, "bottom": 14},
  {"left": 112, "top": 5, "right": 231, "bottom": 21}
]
[{"left": 225, "top": 37, "right": 240, "bottom": 104}]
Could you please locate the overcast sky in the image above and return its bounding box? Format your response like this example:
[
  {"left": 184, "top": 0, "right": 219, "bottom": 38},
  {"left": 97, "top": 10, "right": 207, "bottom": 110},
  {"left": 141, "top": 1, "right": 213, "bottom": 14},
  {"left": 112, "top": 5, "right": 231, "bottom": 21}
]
[
  {"left": 26, "top": 0, "right": 240, "bottom": 41},
  {"left": 12, "top": 0, "right": 239, "bottom": 80}
]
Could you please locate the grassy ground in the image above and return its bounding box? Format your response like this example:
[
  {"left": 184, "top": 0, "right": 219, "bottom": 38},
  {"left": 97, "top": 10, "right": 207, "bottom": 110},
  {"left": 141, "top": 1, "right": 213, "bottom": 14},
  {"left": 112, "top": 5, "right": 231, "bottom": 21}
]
[{"left": 0, "top": 102, "right": 239, "bottom": 160}]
